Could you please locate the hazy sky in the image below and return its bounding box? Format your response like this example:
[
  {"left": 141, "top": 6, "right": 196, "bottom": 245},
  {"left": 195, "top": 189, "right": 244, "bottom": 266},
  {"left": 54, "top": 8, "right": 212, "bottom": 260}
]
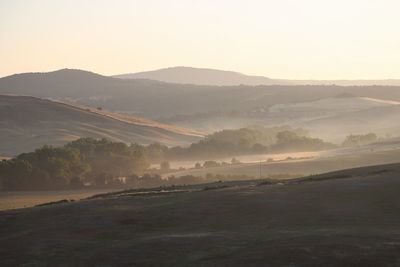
[{"left": 1, "top": 0, "right": 400, "bottom": 79}]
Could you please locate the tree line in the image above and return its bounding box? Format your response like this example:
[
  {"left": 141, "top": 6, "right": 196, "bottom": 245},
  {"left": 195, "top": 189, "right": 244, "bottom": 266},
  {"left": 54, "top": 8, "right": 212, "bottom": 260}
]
[
  {"left": 0, "top": 138, "right": 149, "bottom": 191},
  {"left": 146, "top": 126, "right": 336, "bottom": 161},
  {"left": 0, "top": 129, "right": 379, "bottom": 191}
]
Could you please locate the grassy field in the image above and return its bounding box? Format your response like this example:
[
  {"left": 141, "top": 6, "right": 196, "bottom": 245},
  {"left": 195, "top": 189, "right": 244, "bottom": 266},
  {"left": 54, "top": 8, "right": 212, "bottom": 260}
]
[
  {"left": 0, "top": 189, "right": 119, "bottom": 211},
  {"left": 166, "top": 144, "right": 400, "bottom": 178},
  {"left": 1, "top": 163, "right": 400, "bottom": 266}
]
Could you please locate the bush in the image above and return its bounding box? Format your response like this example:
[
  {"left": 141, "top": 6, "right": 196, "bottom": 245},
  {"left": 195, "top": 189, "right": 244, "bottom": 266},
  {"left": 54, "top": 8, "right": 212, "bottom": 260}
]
[{"left": 342, "top": 133, "right": 377, "bottom": 147}]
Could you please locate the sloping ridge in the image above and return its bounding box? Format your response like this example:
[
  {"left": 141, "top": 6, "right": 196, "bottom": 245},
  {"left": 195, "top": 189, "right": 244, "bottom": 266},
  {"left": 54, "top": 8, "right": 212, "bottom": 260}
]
[
  {"left": 0, "top": 95, "right": 203, "bottom": 156},
  {"left": 52, "top": 99, "right": 204, "bottom": 138},
  {"left": 114, "top": 66, "right": 400, "bottom": 86},
  {"left": 3, "top": 68, "right": 400, "bottom": 122},
  {"left": 114, "top": 66, "right": 278, "bottom": 86},
  {"left": 293, "top": 162, "right": 400, "bottom": 184}
]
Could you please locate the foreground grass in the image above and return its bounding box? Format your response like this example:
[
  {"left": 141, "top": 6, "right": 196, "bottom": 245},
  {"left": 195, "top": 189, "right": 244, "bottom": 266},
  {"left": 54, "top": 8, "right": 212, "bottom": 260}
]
[
  {"left": 0, "top": 189, "right": 121, "bottom": 211},
  {"left": 1, "top": 163, "right": 400, "bottom": 266}
]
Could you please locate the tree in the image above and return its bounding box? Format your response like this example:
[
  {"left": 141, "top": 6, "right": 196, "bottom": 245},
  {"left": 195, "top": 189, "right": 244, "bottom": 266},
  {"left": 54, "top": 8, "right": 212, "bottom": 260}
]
[
  {"left": 276, "top": 131, "right": 300, "bottom": 144},
  {"left": 69, "top": 176, "right": 84, "bottom": 189},
  {"left": 342, "top": 133, "right": 378, "bottom": 147},
  {"left": 203, "top": 161, "right": 220, "bottom": 168},
  {"left": 0, "top": 138, "right": 150, "bottom": 191},
  {"left": 0, "top": 159, "right": 32, "bottom": 190},
  {"left": 126, "top": 173, "right": 140, "bottom": 187},
  {"left": 94, "top": 173, "right": 108, "bottom": 187},
  {"left": 231, "top": 158, "right": 241, "bottom": 164}
]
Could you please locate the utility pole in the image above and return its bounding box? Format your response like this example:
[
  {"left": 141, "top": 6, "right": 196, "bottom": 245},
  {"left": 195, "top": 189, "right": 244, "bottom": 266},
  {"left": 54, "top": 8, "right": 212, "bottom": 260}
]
[{"left": 259, "top": 160, "right": 262, "bottom": 179}]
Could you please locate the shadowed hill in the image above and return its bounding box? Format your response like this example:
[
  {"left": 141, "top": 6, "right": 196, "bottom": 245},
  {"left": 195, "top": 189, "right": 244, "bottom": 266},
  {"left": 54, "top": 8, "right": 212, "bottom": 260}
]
[
  {"left": 0, "top": 95, "right": 202, "bottom": 156},
  {"left": 2, "top": 162, "right": 400, "bottom": 266},
  {"left": 0, "top": 69, "right": 111, "bottom": 97},
  {"left": 2, "top": 69, "right": 400, "bottom": 121}
]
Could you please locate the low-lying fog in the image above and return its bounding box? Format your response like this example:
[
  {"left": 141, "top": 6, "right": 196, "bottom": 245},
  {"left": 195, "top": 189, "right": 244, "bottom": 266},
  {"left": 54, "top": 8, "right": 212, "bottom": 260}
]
[{"left": 152, "top": 151, "right": 320, "bottom": 170}]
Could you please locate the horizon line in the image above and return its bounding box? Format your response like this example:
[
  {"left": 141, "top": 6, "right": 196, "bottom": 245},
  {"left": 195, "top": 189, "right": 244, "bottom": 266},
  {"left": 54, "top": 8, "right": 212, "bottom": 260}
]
[{"left": 1, "top": 66, "right": 400, "bottom": 81}]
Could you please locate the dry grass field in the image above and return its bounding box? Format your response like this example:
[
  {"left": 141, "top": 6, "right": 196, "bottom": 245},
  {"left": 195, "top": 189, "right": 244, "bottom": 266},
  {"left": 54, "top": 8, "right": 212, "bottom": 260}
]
[
  {"left": 0, "top": 94, "right": 201, "bottom": 156},
  {"left": 166, "top": 143, "right": 400, "bottom": 179},
  {"left": 1, "top": 163, "right": 400, "bottom": 266},
  {"left": 0, "top": 189, "right": 120, "bottom": 211}
]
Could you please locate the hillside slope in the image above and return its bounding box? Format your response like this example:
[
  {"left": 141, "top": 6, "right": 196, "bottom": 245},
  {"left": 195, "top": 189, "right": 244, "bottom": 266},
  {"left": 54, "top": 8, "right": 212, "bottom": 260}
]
[
  {"left": 166, "top": 138, "right": 400, "bottom": 178},
  {"left": 167, "top": 96, "right": 400, "bottom": 140},
  {"left": 2, "top": 163, "right": 400, "bottom": 266},
  {"left": 0, "top": 95, "right": 202, "bottom": 156},
  {"left": 2, "top": 69, "right": 400, "bottom": 121},
  {"left": 300, "top": 104, "right": 400, "bottom": 142}
]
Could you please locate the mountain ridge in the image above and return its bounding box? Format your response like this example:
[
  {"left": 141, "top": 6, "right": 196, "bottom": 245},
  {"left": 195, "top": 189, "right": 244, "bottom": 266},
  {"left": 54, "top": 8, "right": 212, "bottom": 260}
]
[
  {"left": 114, "top": 66, "right": 278, "bottom": 86},
  {"left": 114, "top": 66, "right": 400, "bottom": 86}
]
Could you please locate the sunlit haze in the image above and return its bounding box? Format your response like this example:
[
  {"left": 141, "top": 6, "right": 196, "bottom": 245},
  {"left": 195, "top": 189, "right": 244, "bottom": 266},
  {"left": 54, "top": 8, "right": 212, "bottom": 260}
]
[
  {"left": 1, "top": 0, "right": 400, "bottom": 78},
  {"left": 3, "top": 1, "right": 400, "bottom": 265}
]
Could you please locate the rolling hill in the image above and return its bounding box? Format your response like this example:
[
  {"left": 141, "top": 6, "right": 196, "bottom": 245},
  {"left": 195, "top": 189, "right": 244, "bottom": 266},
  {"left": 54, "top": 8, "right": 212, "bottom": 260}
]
[
  {"left": 2, "top": 162, "right": 400, "bottom": 266},
  {"left": 114, "top": 66, "right": 400, "bottom": 86},
  {"left": 0, "top": 95, "right": 202, "bottom": 156},
  {"left": 114, "top": 66, "right": 277, "bottom": 86},
  {"left": 165, "top": 96, "right": 400, "bottom": 141},
  {"left": 2, "top": 69, "right": 400, "bottom": 122},
  {"left": 299, "top": 104, "right": 400, "bottom": 142},
  {"left": 165, "top": 137, "right": 400, "bottom": 178},
  {"left": 263, "top": 96, "right": 400, "bottom": 142},
  {"left": 2, "top": 69, "right": 400, "bottom": 142}
]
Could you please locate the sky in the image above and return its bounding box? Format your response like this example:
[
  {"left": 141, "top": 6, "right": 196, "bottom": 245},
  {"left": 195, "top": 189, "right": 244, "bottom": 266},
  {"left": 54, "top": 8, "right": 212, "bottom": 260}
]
[{"left": 1, "top": 0, "right": 400, "bottom": 79}]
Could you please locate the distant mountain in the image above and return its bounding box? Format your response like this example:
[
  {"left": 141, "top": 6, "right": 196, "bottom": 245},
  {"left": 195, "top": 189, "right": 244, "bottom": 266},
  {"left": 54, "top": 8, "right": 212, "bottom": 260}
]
[
  {"left": 0, "top": 69, "right": 119, "bottom": 97},
  {"left": 291, "top": 79, "right": 400, "bottom": 86},
  {"left": 114, "top": 66, "right": 279, "bottom": 86},
  {"left": 114, "top": 66, "right": 400, "bottom": 86},
  {"left": 0, "top": 95, "right": 202, "bottom": 156}
]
